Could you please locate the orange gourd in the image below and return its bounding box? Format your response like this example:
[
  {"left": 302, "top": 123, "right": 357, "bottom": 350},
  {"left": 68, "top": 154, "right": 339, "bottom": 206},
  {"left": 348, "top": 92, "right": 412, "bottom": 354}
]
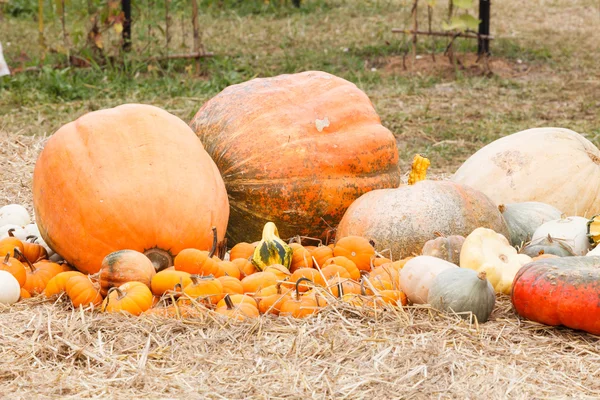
[
  {"left": 33, "top": 104, "right": 229, "bottom": 274},
  {"left": 20, "top": 288, "right": 31, "bottom": 299}
]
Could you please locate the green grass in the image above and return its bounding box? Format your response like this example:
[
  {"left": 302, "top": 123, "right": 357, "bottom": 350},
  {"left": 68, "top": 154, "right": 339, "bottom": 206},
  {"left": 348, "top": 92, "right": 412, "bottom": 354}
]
[{"left": 1, "top": 0, "right": 598, "bottom": 173}]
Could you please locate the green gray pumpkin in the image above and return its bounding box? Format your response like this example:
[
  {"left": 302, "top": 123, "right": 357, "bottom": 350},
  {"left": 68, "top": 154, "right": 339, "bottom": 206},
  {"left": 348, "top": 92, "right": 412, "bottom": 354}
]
[
  {"left": 427, "top": 268, "right": 496, "bottom": 323},
  {"left": 499, "top": 202, "right": 563, "bottom": 247},
  {"left": 520, "top": 234, "right": 575, "bottom": 258}
]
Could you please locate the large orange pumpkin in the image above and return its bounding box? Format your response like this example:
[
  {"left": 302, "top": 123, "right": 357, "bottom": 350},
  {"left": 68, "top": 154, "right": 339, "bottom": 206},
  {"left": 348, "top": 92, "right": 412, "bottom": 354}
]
[
  {"left": 32, "top": 104, "right": 229, "bottom": 274},
  {"left": 190, "top": 71, "right": 401, "bottom": 245}
]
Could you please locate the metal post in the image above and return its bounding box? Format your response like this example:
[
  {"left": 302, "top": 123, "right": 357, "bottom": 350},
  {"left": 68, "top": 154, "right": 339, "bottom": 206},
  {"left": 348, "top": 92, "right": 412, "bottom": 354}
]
[
  {"left": 122, "top": 0, "right": 132, "bottom": 51},
  {"left": 478, "top": 0, "right": 490, "bottom": 55}
]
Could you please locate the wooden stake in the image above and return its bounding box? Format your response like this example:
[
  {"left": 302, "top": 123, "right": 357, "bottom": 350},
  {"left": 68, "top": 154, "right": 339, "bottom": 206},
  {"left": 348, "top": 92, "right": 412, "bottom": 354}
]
[
  {"left": 411, "top": 0, "right": 419, "bottom": 66},
  {"left": 192, "top": 0, "right": 200, "bottom": 74},
  {"left": 38, "top": 0, "right": 45, "bottom": 61},
  {"left": 165, "top": 0, "right": 170, "bottom": 57}
]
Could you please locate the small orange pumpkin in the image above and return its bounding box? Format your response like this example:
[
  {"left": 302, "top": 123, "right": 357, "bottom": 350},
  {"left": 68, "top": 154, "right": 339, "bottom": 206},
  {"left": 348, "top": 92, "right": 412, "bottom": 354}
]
[
  {"left": 257, "top": 284, "right": 293, "bottom": 315},
  {"left": 19, "top": 288, "right": 31, "bottom": 299},
  {"left": 99, "top": 250, "right": 156, "bottom": 296},
  {"left": 229, "top": 242, "right": 256, "bottom": 261},
  {"left": 311, "top": 246, "right": 333, "bottom": 268},
  {"left": 322, "top": 256, "right": 360, "bottom": 281},
  {"left": 289, "top": 243, "right": 313, "bottom": 272},
  {"left": 180, "top": 275, "right": 223, "bottom": 305},
  {"left": 279, "top": 278, "right": 327, "bottom": 318},
  {"left": 174, "top": 249, "right": 220, "bottom": 277},
  {"left": 216, "top": 294, "right": 257, "bottom": 309},
  {"left": 263, "top": 264, "right": 292, "bottom": 281},
  {"left": 333, "top": 236, "right": 375, "bottom": 272},
  {"left": 150, "top": 269, "right": 192, "bottom": 297},
  {"left": 320, "top": 264, "right": 351, "bottom": 281},
  {"left": 287, "top": 268, "right": 325, "bottom": 291},
  {"left": 18, "top": 250, "right": 65, "bottom": 294},
  {"left": 101, "top": 281, "right": 154, "bottom": 316},
  {"left": 328, "top": 277, "right": 362, "bottom": 297},
  {"left": 218, "top": 276, "right": 244, "bottom": 295},
  {"left": 1, "top": 253, "right": 27, "bottom": 287},
  {"left": 232, "top": 258, "right": 257, "bottom": 278},
  {"left": 215, "top": 294, "right": 259, "bottom": 320},
  {"left": 216, "top": 261, "right": 241, "bottom": 279},
  {"left": 0, "top": 236, "right": 24, "bottom": 258},
  {"left": 241, "top": 271, "right": 278, "bottom": 294},
  {"left": 372, "top": 257, "right": 392, "bottom": 268},
  {"left": 44, "top": 271, "right": 85, "bottom": 297},
  {"left": 65, "top": 275, "right": 103, "bottom": 308}
]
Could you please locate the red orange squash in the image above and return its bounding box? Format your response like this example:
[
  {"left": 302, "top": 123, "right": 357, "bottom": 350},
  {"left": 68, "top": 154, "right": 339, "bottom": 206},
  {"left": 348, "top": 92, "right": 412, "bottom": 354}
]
[
  {"left": 512, "top": 256, "right": 600, "bottom": 335},
  {"left": 33, "top": 104, "right": 229, "bottom": 274},
  {"left": 190, "top": 71, "right": 401, "bottom": 245}
]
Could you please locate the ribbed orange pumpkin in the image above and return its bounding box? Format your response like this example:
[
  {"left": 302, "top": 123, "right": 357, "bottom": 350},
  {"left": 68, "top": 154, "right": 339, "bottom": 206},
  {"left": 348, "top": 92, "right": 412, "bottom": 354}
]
[
  {"left": 190, "top": 71, "right": 401, "bottom": 245},
  {"left": 32, "top": 104, "right": 229, "bottom": 274}
]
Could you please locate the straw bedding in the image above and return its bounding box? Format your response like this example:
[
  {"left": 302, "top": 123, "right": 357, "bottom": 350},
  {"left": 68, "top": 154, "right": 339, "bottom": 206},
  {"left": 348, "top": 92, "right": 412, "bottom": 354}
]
[{"left": 1, "top": 131, "right": 599, "bottom": 399}]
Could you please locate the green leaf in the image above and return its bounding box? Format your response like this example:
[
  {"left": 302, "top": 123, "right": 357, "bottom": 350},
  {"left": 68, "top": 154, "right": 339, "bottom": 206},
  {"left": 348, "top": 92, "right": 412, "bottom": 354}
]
[
  {"left": 452, "top": 0, "right": 473, "bottom": 9},
  {"left": 458, "top": 14, "right": 481, "bottom": 30},
  {"left": 442, "top": 16, "right": 467, "bottom": 31}
]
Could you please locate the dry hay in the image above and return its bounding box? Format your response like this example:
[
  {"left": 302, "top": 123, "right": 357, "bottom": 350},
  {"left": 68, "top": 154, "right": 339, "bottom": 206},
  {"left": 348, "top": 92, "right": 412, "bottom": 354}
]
[{"left": 1, "top": 131, "right": 600, "bottom": 399}]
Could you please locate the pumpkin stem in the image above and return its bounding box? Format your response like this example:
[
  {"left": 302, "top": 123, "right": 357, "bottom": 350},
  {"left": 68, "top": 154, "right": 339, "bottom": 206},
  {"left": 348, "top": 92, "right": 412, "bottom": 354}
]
[
  {"left": 26, "top": 235, "right": 38, "bottom": 243},
  {"left": 14, "top": 248, "right": 35, "bottom": 271},
  {"left": 295, "top": 277, "right": 312, "bottom": 298},
  {"left": 223, "top": 294, "right": 234, "bottom": 310},
  {"left": 208, "top": 226, "right": 218, "bottom": 258},
  {"left": 3, "top": 253, "right": 9, "bottom": 264},
  {"left": 143, "top": 248, "right": 173, "bottom": 272},
  {"left": 104, "top": 286, "right": 125, "bottom": 309},
  {"left": 477, "top": 271, "right": 487, "bottom": 281},
  {"left": 189, "top": 274, "right": 214, "bottom": 285},
  {"left": 498, "top": 204, "right": 506, "bottom": 213},
  {"left": 7, "top": 228, "right": 16, "bottom": 237},
  {"left": 407, "top": 154, "right": 430, "bottom": 185}
]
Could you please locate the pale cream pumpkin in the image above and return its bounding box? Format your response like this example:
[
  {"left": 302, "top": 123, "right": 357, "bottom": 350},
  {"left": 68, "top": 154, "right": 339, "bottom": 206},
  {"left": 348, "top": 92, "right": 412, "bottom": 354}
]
[
  {"left": 460, "top": 228, "right": 531, "bottom": 294},
  {"left": 452, "top": 128, "right": 600, "bottom": 217},
  {"left": 398, "top": 256, "right": 458, "bottom": 304}
]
